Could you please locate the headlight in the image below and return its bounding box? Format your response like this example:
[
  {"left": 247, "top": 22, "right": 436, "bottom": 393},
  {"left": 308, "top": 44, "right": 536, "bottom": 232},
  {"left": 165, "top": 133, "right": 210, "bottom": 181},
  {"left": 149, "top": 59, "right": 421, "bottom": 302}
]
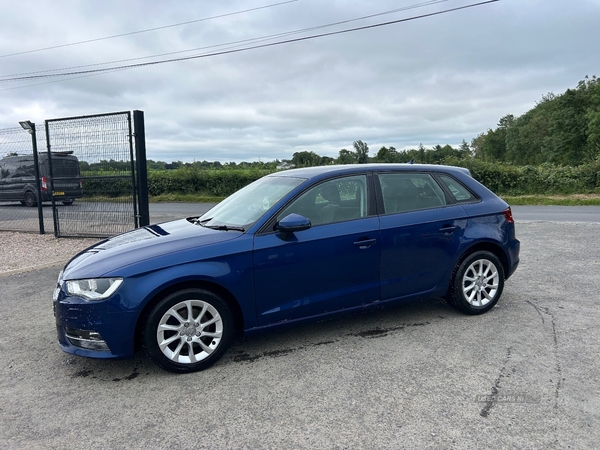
[
  {"left": 65, "top": 278, "right": 123, "bottom": 301},
  {"left": 53, "top": 270, "right": 64, "bottom": 302}
]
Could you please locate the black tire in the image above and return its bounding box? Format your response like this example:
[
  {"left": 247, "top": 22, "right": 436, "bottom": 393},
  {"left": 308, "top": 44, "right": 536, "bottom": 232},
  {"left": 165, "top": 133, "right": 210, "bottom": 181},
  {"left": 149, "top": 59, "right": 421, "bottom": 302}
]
[
  {"left": 143, "top": 288, "right": 233, "bottom": 373},
  {"left": 24, "top": 191, "right": 37, "bottom": 207},
  {"left": 62, "top": 201, "right": 74, "bottom": 206},
  {"left": 447, "top": 251, "right": 505, "bottom": 315}
]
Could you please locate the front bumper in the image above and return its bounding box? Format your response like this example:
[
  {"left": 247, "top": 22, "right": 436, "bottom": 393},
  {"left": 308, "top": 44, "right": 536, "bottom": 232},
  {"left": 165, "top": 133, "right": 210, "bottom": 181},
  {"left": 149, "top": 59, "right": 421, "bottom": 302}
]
[{"left": 54, "top": 293, "right": 137, "bottom": 359}]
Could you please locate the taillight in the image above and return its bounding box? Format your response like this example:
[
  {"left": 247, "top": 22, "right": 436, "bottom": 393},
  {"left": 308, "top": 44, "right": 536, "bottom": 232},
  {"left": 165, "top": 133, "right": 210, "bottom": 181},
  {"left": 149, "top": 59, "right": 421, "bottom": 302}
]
[
  {"left": 503, "top": 207, "right": 515, "bottom": 223},
  {"left": 41, "top": 176, "right": 48, "bottom": 191},
  {"left": 79, "top": 179, "right": 83, "bottom": 189}
]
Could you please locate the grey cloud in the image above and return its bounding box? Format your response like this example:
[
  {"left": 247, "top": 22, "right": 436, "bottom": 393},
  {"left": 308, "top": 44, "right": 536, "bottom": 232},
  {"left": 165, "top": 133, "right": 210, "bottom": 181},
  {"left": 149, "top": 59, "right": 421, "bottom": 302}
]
[{"left": 1, "top": 0, "right": 599, "bottom": 162}]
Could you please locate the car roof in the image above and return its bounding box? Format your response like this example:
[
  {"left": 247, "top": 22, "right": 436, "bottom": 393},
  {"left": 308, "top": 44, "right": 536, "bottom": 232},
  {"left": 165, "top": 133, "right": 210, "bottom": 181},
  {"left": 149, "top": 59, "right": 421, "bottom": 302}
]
[{"left": 268, "top": 163, "right": 471, "bottom": 179}]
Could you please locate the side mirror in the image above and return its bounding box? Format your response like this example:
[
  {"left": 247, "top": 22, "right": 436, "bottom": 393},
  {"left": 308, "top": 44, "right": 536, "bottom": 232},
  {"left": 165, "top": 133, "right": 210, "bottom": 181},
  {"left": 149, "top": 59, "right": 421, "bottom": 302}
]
[{"left": 277, "top": 213, "right": 311, "bottom": 233}]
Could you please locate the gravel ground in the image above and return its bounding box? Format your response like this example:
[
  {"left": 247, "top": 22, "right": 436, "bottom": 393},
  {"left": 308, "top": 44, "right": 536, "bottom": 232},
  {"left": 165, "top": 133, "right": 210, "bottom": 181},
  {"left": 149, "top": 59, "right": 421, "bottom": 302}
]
[
  {"left": 1, "top": 222, "right": 599, "bottom": 448},
  {"left": 0, "top": 232, "right": 101, "bottom": 275}
]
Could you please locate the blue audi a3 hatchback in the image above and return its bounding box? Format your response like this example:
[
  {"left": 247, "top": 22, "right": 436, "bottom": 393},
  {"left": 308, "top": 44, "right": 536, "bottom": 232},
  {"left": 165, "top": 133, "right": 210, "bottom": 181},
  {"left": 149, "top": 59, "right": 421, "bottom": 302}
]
[{"left": 53, "top": 164, "right": 520, "bottom": 373}]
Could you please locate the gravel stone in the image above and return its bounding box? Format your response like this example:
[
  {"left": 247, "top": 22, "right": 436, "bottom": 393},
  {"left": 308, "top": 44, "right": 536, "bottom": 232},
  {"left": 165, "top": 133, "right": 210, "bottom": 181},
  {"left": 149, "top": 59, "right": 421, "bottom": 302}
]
[{"left": 0, "top": 232, "right": 101, "bottom": 274}]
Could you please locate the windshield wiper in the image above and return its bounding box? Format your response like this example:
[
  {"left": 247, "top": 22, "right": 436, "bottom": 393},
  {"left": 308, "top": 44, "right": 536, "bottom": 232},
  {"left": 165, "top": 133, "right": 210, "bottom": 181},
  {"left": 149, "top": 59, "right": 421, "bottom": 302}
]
[
  {"left": 190, "top": 217, "right": 213, "bottom": 225},
  {"left": 192, "top": 216, "right": 244, "bottom": 232},
  {"left": 203, "top": 224, "right": 245, "bottom": 232}
]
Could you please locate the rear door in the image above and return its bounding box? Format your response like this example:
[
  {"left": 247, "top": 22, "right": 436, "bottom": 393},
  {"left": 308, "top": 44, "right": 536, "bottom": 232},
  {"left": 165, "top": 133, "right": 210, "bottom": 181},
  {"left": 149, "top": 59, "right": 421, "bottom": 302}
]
[
  {"left": 377, "top": 172, "right": 466, "bottom": 299},
  {"left": 50, "top": 156, "right": 82, "bottom": 198}
]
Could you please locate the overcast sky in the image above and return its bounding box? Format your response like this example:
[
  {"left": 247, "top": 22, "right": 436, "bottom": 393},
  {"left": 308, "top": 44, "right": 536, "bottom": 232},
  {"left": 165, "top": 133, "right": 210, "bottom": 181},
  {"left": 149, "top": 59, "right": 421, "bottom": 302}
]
[{"left": 1, "top": 0, "right": 599, "bottom": 162}]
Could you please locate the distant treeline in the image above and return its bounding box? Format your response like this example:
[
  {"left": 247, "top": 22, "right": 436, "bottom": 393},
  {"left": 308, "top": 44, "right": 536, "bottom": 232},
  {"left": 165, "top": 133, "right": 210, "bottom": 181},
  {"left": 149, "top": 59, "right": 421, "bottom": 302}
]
[{"left": 472, "top": 76, "right": 600, "bottom": 166}]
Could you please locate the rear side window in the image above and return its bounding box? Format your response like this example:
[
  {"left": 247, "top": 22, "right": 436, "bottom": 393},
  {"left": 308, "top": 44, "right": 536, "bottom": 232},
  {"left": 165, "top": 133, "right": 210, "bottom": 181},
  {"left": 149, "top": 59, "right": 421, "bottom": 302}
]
[
  {"left": 439, "top": 175, "right": 476, "bottom": 203},
  {"left": 16, "top": 160, "right": 35, "bottom": 177},
  {"left": 378, "top": 173, "right": 446, "bottom": 214},
  {"left": 3, "top": 159, "right": 29, "bottom": 178}
]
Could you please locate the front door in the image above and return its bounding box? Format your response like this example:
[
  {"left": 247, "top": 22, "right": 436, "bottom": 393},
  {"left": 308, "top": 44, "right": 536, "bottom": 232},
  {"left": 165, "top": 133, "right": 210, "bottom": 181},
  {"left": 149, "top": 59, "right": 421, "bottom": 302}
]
[{"left": 253, "top": 175, "right": 380, "bottom": 325}]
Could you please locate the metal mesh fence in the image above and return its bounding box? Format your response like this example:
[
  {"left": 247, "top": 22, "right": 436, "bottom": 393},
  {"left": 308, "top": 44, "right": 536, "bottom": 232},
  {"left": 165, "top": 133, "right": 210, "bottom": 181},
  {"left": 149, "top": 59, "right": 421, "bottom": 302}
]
[
  {"left": 46, "top": 112, "right": 137, "bottom": 237},
  {"left": 0, "top": 127, "right": 53, "bottom": 233}
]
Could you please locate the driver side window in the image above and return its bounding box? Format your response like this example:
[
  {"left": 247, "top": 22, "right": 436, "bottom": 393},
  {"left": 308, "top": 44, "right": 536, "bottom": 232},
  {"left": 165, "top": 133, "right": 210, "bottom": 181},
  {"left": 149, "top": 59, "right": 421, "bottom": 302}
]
[{"left": 278, "top": 175, "right": 367, "bottom": 226}]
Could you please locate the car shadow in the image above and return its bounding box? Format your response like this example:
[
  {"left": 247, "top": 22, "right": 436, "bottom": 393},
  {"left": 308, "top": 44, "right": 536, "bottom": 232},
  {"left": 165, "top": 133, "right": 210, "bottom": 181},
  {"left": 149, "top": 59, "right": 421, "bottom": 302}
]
[{"left": 222, "top": 296, "right": 459, "bottom": 366}]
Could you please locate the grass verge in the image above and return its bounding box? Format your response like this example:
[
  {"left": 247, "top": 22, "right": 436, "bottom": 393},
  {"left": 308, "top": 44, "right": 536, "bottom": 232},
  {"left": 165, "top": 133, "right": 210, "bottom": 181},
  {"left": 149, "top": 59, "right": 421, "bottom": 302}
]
[
  {"left": 502, "top": 194, "right": 600, "bottom": 206},
  {"left": 150, "top": 193, "right": 225, "bottom": 203}
]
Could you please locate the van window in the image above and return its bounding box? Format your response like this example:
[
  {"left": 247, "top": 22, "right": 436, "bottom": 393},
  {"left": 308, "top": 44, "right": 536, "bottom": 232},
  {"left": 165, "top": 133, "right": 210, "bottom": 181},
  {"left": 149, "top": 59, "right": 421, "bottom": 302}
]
[{"left": 40, "top": 157, "right": 81, "bottom": 177}]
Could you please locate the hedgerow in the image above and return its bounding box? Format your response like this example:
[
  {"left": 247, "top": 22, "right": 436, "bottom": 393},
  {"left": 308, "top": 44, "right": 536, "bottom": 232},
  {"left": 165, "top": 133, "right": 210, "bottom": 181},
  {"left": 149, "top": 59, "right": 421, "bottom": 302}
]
[
  {"left": 443, "top": 158, "right": 600, "bottom": 195},
  {"left": 81, "top": 161, "right": 599, "bottom": 199},
  {"left": 147, "top": 167, "right": 273, "bottom": 197}
]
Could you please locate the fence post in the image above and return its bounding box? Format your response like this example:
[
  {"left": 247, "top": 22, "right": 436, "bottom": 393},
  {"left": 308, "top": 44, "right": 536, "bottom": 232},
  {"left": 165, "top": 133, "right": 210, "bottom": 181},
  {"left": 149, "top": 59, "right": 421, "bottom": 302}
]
[
  {"left": 133, "top": 110, "right": 149, "bottom": 227},
  {"left": 44, "top": 121, "right": 59, "bottom": 237},
  {"left": 19, "top": 121, "right": 45, "bottom": 234}
]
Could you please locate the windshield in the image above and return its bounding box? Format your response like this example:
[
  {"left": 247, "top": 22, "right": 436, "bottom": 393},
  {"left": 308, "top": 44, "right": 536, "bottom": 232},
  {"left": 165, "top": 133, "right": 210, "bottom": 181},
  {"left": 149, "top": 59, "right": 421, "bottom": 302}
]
[{"left": 200, "top": 176, "right": 305, "bottom": 229}]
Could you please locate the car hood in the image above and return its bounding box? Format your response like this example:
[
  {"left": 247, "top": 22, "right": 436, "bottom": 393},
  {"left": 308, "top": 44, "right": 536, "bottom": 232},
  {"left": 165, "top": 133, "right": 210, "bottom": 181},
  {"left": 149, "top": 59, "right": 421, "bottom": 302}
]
[{"left": 63, "top": 218, "right": 243, "bottom": 279}]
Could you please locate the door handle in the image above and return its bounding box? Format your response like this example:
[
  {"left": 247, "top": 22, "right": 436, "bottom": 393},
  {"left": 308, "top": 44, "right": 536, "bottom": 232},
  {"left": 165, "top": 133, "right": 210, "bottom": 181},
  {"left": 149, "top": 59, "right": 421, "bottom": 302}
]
[
  {"left": 354, "top": 238, "right": 376, "bottom": 249},
  {"left": 439, "top": 225, "right": 457, "bottom": 234}
]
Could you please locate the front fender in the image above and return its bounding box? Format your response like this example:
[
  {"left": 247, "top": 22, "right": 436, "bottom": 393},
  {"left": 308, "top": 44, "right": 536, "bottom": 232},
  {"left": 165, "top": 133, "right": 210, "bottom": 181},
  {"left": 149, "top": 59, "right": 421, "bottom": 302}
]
[{"left": 107, "top": 251, "right": 256, "bottom": 328}]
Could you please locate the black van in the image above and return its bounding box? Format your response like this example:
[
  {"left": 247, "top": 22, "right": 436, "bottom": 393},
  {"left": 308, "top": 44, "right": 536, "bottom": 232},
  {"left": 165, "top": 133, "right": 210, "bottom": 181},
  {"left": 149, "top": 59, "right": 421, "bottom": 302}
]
[{"left": 0, "top": 153, "right": 83, "bottom": 206}]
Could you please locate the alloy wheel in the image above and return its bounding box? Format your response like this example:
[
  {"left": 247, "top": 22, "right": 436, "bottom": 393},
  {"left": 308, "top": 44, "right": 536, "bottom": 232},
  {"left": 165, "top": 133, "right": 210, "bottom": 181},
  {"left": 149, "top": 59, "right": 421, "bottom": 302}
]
[
  {"left": 156, "top": 299, "right": 224, "bottom": 364},
  {"left": 461, "top": 258, "right": 500, "bottom": 307}
]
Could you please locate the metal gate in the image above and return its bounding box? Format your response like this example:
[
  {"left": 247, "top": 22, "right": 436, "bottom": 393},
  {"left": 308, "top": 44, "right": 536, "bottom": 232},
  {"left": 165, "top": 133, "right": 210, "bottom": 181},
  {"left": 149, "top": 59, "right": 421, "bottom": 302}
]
[{"left": 45, "top": 111, "right": 146, "bottom": 238}]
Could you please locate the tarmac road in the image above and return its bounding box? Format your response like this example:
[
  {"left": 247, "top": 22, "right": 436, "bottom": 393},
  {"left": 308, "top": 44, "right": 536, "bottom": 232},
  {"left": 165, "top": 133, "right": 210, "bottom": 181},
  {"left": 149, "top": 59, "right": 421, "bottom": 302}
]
[
  {"left": 1, "top": 221, "right": 599, "bottom": 448},
  {"left": 511, "top": 205, "right": 600, "bottom": 223}
]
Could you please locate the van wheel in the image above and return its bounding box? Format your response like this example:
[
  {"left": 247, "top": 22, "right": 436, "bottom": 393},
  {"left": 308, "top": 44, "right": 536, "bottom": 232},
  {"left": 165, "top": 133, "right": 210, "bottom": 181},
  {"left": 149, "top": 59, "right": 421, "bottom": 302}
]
[
  {"left": 62, "top": 201, "right": 74, "bottom": 206},
  {"left": 24, "top": 191, "right": 37, "bottom": 207}
]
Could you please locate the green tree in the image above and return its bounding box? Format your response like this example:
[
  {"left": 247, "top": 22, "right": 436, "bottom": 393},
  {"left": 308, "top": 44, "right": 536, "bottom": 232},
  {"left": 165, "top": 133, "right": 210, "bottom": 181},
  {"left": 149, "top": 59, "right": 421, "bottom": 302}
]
[
  {"left": 337, "top": 148, "right": 357, "bottom": 164},
  {"left": 375, "top": 146, "right": 398, "bottom": 163},
  {"left": 584, "top": 76, "right": 600, "bottom": 161},
  {"left": 291, "top": 151, "right": 322, "bottom": 167},
  {"left": 353, "top": 140, "right": 369, "bottom": 164},
  {"left": 459, "top": 140, "right": 471, "bottom": 155}
]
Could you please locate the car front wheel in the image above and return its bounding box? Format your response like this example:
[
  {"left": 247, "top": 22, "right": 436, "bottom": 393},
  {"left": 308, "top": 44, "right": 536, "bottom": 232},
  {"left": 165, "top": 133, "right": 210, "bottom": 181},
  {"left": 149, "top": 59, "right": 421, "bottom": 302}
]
[
  {"left": 447, "top": 251, "right": 505, "bottom": 315},
  {"left": 143, "top": 288, "right": 233, "bottom": 373}
]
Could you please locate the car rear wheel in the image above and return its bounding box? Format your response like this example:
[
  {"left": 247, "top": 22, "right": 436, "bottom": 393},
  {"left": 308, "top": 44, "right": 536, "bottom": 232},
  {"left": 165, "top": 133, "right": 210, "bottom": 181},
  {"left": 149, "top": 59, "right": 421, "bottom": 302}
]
[
  {"left": 143, "top": 288, "right": 233, "bottom": 373},
  {"left": 62, "top": 201, "right": 74, "bottom": 205},
  {"left": 24, "top": 191, "right": 37, "bottom": 207},
  {"left": 447, "top": 251, "right": 505, "bottom": 315}
]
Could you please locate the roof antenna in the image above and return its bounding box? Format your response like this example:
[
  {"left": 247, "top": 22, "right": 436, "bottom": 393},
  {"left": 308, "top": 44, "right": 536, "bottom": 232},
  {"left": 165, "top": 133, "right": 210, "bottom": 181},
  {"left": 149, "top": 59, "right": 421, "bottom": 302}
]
[{"left": 408, "top": 158, "right": 414, "bottom": 164}]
